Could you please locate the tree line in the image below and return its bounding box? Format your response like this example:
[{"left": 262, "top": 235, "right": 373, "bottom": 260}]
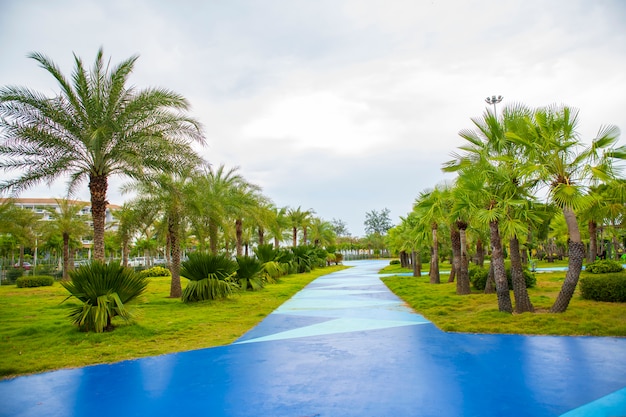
[{"left": 386, "top": 104, "right": 624, "bottom": 314}]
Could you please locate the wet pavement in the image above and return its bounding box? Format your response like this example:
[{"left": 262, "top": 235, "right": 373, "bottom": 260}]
[{"left": 1, "top": 260, "right": 625, "bottom": 416}]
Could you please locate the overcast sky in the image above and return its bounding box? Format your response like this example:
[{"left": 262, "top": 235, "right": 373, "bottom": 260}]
[{"left": 1, "top": 0, "right": 625, "bottom": 236}]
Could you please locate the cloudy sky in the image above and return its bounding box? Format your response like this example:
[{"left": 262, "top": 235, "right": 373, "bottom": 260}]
[{"left": 1, "top": 0, "right": 625, "bottom": 236}]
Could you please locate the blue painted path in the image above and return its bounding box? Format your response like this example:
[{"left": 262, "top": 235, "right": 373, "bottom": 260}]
[{"left": 1, "top": 260, "right": 625, "bottom": 416}]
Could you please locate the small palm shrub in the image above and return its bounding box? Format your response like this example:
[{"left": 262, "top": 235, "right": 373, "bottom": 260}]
[
  {"left": 254, "top": 244, "right": 279, "bottom": 263},
  {"left": 180, "top": 253, "right": 238, "bottom": 302},
  {"left": 16, "top": 275, "right": 54, "bottom": 288},
  {"left": 138, "top": 266, "right": 171, "bottom": 278},
  {"left": 236, "top": 256, "right": 264, "bottom": 291},
  {"left": 585, "top": 260, "right": 623, "bottom": 274},
  {"left": 580, "top": 273, "right": 626, "bottom": 302},
  {"left": 61, "top": 261, "right": 148, "bottom": 333},
  {"left": 261, "top": 260, "right": 286, "bottom": 283}
]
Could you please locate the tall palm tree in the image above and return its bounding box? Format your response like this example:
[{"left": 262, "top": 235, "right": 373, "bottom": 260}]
[
  {"left": 412, "top": 185, "right": 451, "bottom": 284},
  {"left": 509, "top": 104, "right": 624, "bottom": 312},
  {"left": 287, "top": 207, "right": 315, "bottom": 247},
  {"left": 0, "top": 48, "right": 205, "bottom": 261},
  {"left": 124, "top": 168, "right": 198, "bottom": 298},
  {"left": 41, "top": 199, "right": 90, "bottom": 280}
]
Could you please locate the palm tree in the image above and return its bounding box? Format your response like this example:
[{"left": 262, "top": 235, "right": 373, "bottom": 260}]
[
  {"left": 124, "top": 168, "right": 198, "bottom": 298},
  {"left": 188, "top": 165, "right": 255, "bottom": 255},
  {"left": 287, "top": 207, "right": 315, "bottom": 247},
  {"left": 509, "top": 104, "right": 624, "bottom": 312},
  {"left": 41, "top": 199, "right": 90, "bottom": 280},
  {"left": 0, "top": 48, "right": 204, "bottom": 261},
  {"left": 412, "top": 185, "right": 451, "bottom": 284},
  {"left": 0, "top": 202, "right": 39, "bottom": 269}
]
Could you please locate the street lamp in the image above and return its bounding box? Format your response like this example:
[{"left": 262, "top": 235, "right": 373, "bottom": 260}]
[{"left": 485, "top": 95, "right": 503, "bottom": 116}]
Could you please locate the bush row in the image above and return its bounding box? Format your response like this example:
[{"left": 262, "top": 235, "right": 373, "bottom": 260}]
[
  {"left": 16, "top": 275, "right": 55, "bottom": 288},
  {"left": 469, "top": 265, "right": 537, "bottom": 291},
  {"left": 579, "top": 273, "right": 626, "bottom": 302},
  {"left": 584, "top": 260, "right": 624, "bottom": 274}
]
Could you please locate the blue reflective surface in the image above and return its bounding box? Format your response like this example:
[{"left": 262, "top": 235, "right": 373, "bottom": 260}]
[{"left": 1, "top": 260, "right": 625, "bottom": 417}]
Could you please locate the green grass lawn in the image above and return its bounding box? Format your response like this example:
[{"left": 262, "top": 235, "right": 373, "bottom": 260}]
[
  {"left": 0, "top": 265, "right": 347, "bottom": 379},
  {"left": 381, "top": 263, "right": 626, "bottom": 337}
]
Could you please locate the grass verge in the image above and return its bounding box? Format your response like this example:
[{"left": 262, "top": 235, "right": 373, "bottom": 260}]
[
  {"left": 382, "top": 265, "right": 626, "bottom": 337},
  {"left": 0, "top": 265, "right": 347, "bottom": 379}
]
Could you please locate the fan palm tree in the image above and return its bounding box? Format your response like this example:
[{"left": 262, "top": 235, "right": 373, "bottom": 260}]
[
  {"left": 412, "top": 185, "right": 451, "bottom": 284},
  {"left": 509, "top": 105, "right": 624, "bottom": 312},
  {"left": 0, "top": 48, "right": 205, "bottom": 261}
]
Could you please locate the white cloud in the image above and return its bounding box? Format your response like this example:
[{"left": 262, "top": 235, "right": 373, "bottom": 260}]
[{"left": 1, "top": 0, "right": 625, "bottom": 236}]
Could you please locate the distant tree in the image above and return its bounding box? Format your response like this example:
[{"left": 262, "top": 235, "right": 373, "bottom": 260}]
[
  {"left": 364, "top": 208, "right": 393, "bottom": 236},
  {"left": 330, "top": 218, "right": 350, "bottom": 237}
]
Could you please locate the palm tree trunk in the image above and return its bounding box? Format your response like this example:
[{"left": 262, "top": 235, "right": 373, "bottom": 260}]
[
  {"left": 457, "top": 225, "right": 471, "bottom": 295},
  {"left": 551, "top": 207, "right": 584, "bottom": 313},
  {"left": 89, "top": 174, "right": 108, "bottom": 261},
  {"left": 430, "top": 224, "right": 440, "bottom": 284},
  {"left": 209, "top": 221, "right": 218, "bottom": 255},
  {"left": 168, "top": 215, "right": 182, "bottom": 298},
  {"left": 490, "top": 220, "right": 512, "bottom": 313},
  {"left": 475, "top": 239, "right": 485, "bottom": 267},
  {"left": 449, "top": 226, "right": 460, "bottom": 283},
  {"left": 258, "top": 227, "right": 264, "bottom": 246},
  {"left": 587, "top": 220, "right": 597, "bottom": 263},
  {"left": 412, "top": 250, "right": 421, "bottom": 277},
  {"left": 510, "top": 235, "right": 534, "bottom": 313},
  {"left": 62, "top": 232, "right": 70, "bottom": 281},
  {"left": 235, "top": 219, "right": 243, "bottom": 257},
  {"left": 485, "top": 261, "right": 495, "bottom": 294},
  {"left": 292, "top": 227, "right": 298, "bottom": 247}
]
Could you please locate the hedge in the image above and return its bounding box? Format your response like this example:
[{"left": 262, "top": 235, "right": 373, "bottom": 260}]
[
  {"left": 16, "top": 275, "right": 55, "bottom": 288},
  {"left": 470, "top": 265, "right": 536, "bottom": 291},
  {"left": 584, "top": 260, "right": 624, "bottom": 274},
  {"left": 579, "top": 273, "right": 626, "bottom": 302}
]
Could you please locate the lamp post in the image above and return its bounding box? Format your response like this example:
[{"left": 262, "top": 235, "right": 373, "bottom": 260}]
[{"left": 485, "top": 95, "right": 503, "bottom": 116}]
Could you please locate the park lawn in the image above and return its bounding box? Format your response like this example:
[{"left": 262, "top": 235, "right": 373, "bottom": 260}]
[
  {"left": 0, "top": 265, "right": 347, "bottom": 379},
  {"left": 382, "top": 267, "right": 626, "bottom": 337}
]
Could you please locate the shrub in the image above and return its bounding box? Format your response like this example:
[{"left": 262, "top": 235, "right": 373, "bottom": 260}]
[
  {"left": 470, "top": 265, "right": 536, "bottom": 291},
  {"left": 16, "top": 275, "right": 54, "bottom": 288},
  {"left": 469, "top": 265, "right": 489, "bottom": 290},
  {"left": 6, "top": 268, "right": 25, "bottom": 283},
  {"left": 584, "top": 260, "right": 624, "bottom": 274},
  {"left": 235, "top": 256, "right": 264, "bottom": 291},
  {"left": 61, "top": 261, "right": 148, "bottom": 332},
  {"left": 180, "top": 253, "right": 238, "bottom": 302},
  {"left": 579, "top": 273, "right": 626, "bottom": 302},
  {"left": 138, "top": 266, "right": 171, "bottom": 278},
  {"left": 389, "top": 259, "right": 401, "bottom": 265}
]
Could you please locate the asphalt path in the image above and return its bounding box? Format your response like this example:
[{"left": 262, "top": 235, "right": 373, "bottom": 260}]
[{"left": 0, "top": 260, "right": 624, "bottom": 416}]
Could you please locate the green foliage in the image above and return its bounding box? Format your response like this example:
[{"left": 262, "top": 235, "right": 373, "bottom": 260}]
[
  {"left": 580, "top": 274, "right": 626, "bottom": 302},
  {"left": 235, "top": 256, "right": 264, "bottom": 291},
  {"left": 138, "top": 266, "right": 172, "bottom": 278},
  {"left": 61, "top": 261, "right": 148, "bottom": 333},
  {"left": 5, "top": 268, "right": 24, "bottom": 283},
  {"left": 290, "top": 246, "right": 315, "bottom": 273},
  {"left": 180, "top": 253, "right": 238, "bottom": 302},
  {"left": 470, "top": 265, "right": 536, "bottom": 291},
  {"left": 469, "top": 265, "right": 489, "bottom": 290},
  {"left": 389, "top": 259, "right": 401, "bottom": 265},
  {"left": 584, "top": 260, "right": 624, "bottom": 274},
  {"left": 254, "top": 244, "right": 279, "bottom": 263},
  {"left": 16, "top": 275, "right": 54, "bottom": 288}
]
